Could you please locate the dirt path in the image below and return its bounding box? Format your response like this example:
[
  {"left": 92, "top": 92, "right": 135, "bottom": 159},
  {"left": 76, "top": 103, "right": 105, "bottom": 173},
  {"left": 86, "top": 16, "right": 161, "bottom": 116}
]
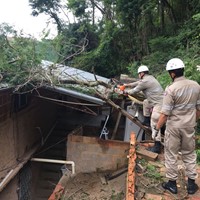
[{"left": 62, "top": 172, "right": 126, "bottom": 200}]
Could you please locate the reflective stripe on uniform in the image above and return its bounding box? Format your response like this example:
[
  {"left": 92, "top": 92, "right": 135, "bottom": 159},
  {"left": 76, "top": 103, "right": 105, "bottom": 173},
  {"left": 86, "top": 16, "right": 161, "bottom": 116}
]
[
  {"left": 173, "top": 103, "right": 196, "bottom": 110},
  {"left": 162, "top": 104, "right": 173, "bottom": 111}
]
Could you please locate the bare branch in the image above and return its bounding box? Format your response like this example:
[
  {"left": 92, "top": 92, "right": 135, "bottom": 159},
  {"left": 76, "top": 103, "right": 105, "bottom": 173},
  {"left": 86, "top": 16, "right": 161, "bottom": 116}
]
[{"left": 89, "top": 0, "right": 105, "bottom": 15}]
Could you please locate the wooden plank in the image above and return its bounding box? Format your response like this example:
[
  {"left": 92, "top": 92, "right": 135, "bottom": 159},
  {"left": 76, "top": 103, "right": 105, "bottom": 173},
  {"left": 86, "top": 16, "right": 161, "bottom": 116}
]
[
  {"left": 126, "top": 132, "right": 136, "bottom": 200},
  {"left": 111, "top": 99, "right": 125, "bottom": 139},
  {"left": 136, "top": 149, "right": 158, "bottom": 161},
  {"left": 0, "top": 144, "right": 40, "bottom": 192}
]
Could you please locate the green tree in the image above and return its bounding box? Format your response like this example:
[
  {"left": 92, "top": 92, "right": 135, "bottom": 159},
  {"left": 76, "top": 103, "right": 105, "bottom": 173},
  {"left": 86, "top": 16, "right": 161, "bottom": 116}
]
[
  {"left": 30, "top": 0, "right": 63, "bottom": 32},
  {"left": 28, "top": 0, "right": 200, "bottom": 81},
  {"left": 0, "top": 23, "right": 42, "bottom": 85}
]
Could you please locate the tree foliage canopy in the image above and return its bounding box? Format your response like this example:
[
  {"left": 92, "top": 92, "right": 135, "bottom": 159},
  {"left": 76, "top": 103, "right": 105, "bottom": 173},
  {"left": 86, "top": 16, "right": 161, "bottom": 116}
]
[{"left": 0, "top": 0, "right": 200, "bottom": 90}]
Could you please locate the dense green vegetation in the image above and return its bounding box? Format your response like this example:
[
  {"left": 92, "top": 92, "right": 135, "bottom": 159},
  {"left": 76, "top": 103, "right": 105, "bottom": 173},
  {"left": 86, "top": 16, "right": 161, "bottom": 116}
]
[
  {"left": 1, "top": 0, "right": 200, "bottom": 88},
  {"left": 30, "top": 0, "right": 200, "bottom": 87}
]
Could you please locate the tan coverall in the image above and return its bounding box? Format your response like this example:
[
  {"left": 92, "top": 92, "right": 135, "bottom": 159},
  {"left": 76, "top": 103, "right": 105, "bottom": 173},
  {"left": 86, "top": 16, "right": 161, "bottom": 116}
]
[
  {"left": 127, "top": 74, "right": 164, "bottom": 141},
  {"left": 151, "top": 105, "right": 162, "bottom": 141},
  {"left": 161, "top": 76, "right": 200, "bottom": 180}
]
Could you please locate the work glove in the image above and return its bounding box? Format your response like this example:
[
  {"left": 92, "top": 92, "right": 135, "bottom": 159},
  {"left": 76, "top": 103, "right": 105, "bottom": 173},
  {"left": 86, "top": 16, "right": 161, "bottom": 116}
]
[{"left": 152, "top": 127, "right": 159, "bottom": 140}]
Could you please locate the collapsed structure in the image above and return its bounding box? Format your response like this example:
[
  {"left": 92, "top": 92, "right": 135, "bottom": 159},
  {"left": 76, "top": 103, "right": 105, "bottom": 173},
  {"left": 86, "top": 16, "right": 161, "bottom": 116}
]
[{"left": 0, "top": 61, "right": 153, "bottom": 200}]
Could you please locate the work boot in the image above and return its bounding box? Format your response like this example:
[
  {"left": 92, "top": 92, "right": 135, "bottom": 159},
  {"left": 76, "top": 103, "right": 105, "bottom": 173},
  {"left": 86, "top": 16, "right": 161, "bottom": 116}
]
[
  {"left": 142, "top": 116, "right": 150, "bottom": 127},
  {"left": 147, "top": 141, "right": 161, "bottom": 154},
  {"left": 162, "top": 180, "right": 177, "bottom": 194},
  {"left": 187, "top": 178, "right": 199, "bottom": 194}
]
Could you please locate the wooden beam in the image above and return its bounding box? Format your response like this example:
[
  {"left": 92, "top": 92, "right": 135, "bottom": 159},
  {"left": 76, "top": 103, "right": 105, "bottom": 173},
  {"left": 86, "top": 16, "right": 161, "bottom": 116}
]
[
  {"left": 136, "top": 149, "right": 158, "bottom": 161},
  {"left": 0, "top": 144, "right": 40, "bottom": 192},
  {"left": 111, "top": 99, "right": 125, "bottom": 139}
]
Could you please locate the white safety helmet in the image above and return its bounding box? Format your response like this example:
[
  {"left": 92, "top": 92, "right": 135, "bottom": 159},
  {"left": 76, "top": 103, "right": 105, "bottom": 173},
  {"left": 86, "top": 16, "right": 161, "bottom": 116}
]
[
  {"left": 166, "top": 58, "right": 185, "bottom": 71},
  {"left": 137, "top": 65, "right": 149, "bottom": 73}
]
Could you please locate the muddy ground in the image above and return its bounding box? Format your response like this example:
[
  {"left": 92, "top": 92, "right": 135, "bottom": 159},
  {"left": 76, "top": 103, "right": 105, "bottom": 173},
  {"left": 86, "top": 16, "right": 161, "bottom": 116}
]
[
  {"left": 61, "top": 145, "right": 200, "bottom": 200},
  {"left": 62, "top": 172, "right": 126, "bottom": 200}
]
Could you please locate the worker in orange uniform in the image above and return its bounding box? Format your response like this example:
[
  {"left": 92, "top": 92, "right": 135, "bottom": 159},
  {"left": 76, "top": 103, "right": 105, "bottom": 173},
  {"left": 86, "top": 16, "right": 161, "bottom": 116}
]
[
  {"left": 155, "top": 58, "right": 200, "bottom": 194},
  {"left": 124, "top": 65, "right": 164, "bottom": 153}
]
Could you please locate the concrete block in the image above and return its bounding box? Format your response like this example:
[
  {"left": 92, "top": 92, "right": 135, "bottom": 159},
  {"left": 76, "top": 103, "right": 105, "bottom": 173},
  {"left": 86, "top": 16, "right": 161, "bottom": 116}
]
[{"left": 67, "top": 134, "right": 129, "bottom": 173}]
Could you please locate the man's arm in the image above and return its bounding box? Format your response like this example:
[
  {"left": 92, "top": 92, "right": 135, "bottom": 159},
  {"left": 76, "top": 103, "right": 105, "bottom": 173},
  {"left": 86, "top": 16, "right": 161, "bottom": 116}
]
[
  {"left": 156, "top": 113, "right": 168, "bottom": 130},
  {"left": 124, "top": 81, "right": 139, "bottom": 88},
  {"left": 126, "top": 79, "right": 147, "bottom": 95}
]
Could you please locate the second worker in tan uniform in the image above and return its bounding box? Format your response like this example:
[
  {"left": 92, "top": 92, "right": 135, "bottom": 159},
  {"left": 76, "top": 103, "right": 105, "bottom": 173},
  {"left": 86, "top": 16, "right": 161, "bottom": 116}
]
[{"left": 156, "top": 58, "right": 200, "bottom": 195}]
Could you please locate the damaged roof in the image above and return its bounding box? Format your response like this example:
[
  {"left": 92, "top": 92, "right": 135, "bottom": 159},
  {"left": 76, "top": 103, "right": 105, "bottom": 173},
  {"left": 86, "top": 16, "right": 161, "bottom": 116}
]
[
  {"left": 41, "top": 60, "right": 110, "bottom": 84},
  {"left": 44, "top": 86, "right": 105, "bottom": 105},
  {"left": 41, "top": 60, "right": 111, "bottom": 105},
  {"left": 0, "top": 60, "right": 110, "bottom": 105}
]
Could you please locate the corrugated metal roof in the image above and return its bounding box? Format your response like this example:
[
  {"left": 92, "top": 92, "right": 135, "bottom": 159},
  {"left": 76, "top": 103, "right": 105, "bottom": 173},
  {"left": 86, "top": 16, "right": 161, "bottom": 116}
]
[
  {"left": 44, "top": 86, "right": 105, "bottom": 105},
  {"left": 41, "top": 60, "right": 110, "bottom": 84},
  {"left": 0, "top": 84, "right": 9, "bottom": 89},
  {"left": 41, "top": 60, "right": 110, "bottom": 105}
]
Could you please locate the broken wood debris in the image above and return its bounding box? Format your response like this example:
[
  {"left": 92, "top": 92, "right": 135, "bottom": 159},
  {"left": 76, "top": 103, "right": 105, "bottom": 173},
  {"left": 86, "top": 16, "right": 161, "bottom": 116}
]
[{"left": 136, "top": 148, "right": 158, "bottom": 161}]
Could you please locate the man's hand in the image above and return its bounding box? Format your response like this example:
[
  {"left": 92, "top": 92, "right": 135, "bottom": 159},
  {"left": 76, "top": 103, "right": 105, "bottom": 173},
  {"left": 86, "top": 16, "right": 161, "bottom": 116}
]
[
  {"left": 114, "top": 87, "right": 123, "bottom": 95},
  {"left": 152, "top": 127, "right": 159, "bottom": 140}
]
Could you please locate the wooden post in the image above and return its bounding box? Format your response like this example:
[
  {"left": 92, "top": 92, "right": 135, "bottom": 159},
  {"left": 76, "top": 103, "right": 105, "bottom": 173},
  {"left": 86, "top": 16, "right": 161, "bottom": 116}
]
[
  {"left": 126, "top": 132, "right": 136, "bottom": 200},
  {"left": 111, "top": 99, "right": 125, "bottom": 139}
]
